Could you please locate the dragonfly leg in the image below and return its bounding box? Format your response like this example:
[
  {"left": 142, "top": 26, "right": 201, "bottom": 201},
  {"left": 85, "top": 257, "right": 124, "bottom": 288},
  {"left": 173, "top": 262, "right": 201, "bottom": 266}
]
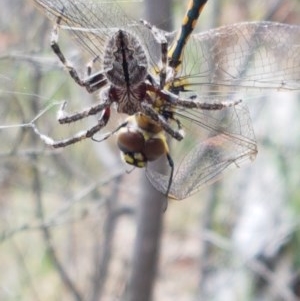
[
  {"left": 165, "top": 152, "right": 174, "bottom": 197},
  {"left": 92, "top": 120, "right": 129, "bottom": 143}
]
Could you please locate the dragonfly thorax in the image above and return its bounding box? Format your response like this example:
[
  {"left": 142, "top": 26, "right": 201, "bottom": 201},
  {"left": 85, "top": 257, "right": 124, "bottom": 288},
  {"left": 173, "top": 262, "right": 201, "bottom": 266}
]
[{"left": 103, "top": 30, "right": 148, "bottom": 88}]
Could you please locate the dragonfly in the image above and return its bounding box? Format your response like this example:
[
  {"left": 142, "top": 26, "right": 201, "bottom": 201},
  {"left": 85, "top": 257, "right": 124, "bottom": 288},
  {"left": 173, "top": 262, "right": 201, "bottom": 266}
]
[{"left": 32, "top": 0, "right": 300, "bottom": 199}]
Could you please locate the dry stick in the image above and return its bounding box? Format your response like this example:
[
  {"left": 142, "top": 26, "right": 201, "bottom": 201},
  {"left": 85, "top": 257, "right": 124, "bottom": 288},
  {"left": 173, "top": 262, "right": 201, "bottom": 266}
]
[
  {"left": 124, "top": 1, "right": 173, "bottom": 300},
  {"left": 125, "top": 177, "right": 165, "bottom": 301},
  {"left": 89, "top": 175, "right": 125, "bottom": 301}
]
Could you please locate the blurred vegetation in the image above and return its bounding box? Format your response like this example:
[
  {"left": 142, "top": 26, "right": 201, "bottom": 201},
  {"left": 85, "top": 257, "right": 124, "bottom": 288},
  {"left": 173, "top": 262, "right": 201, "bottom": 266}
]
[{"left": 0, "top": 0, "right": 300, "bottom": 300}]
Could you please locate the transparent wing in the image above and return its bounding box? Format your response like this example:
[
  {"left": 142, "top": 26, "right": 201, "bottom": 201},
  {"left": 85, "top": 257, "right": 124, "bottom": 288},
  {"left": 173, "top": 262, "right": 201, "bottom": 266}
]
[
  {"left": 146, "top": 103, "right": 257, "bottom": 200},
  {"left": 147, "top": 21, "right": 299, "bottom": 199},
  {"left": 175, "top": 21, "right": 300, "bottom": 93},
  {"left": 32, "top": 0, "right": 163, "bottom": 69}
]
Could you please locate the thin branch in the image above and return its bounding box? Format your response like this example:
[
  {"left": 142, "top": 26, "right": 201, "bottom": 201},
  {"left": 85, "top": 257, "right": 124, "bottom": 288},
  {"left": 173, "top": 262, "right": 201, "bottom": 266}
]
[
  {"left": 29, "top": 18, "right": 84, "bottom": 301},
  {"left": 89, "top": 176, "right": 125, "bottom": 301}
]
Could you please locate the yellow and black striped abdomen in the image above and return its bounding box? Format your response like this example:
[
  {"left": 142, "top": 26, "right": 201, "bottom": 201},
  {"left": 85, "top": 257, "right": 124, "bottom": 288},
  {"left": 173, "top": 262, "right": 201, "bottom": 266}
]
[{"left": 168, "top": 0, "right": 207, "bottom": 69}]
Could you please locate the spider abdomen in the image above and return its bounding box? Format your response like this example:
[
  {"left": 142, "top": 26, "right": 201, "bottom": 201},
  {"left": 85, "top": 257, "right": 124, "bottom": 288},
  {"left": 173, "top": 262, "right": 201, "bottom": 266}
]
[{"left": 103, "top": 30, "right": 148, "bottom": 88}]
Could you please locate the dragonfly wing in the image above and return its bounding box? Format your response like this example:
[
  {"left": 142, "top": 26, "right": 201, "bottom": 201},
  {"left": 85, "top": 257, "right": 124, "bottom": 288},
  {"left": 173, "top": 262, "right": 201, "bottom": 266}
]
[
  {"left": 146, "top": 102, "right": 257, "bottom": 200},
  {"left": 33, "top": 0, "right": 163, "bottom": 69},
  {"left": 176, "top": 21, "right": 300, "bottom": 92}
]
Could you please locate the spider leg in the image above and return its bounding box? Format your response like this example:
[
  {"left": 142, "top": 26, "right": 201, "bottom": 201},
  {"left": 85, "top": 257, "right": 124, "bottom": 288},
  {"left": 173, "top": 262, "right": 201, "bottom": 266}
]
[
  {"left": 174, "top": 97, "right": 242, "bottom": 110},
  {"left": 162, "top": 109, "right": 183, "bottom": 131},
  {"left": 57, "top": 87, "right": 113, "bottom": 124},
  {"left": 57, "top": 101, "right": 110, "bottom": 124},
  {"left": 140, "top": 20, "right": 168, "bottom": 88},
  {"left": 159, "top": 42, "right": 168, "bottom": 88},
  {"left": 86, "top": 55, "right": 100, "bottom": 76},
  {"left": 141, "top": 103, "right": 184, "bottom": 141},
  {"left": 32, "top": 107, "right": 111, "bottom": 148},
  {"left": 84, "top": 56, "right": 109, "bottom": 93},
  {"left": 51, "top": 12, "right": 107, "bottom": 93},
  {"left": 84, "top": 72, "right": 108, "bottom": 93},
  {"left": 146, "top": 83, "right": 242, "bottom": 109},
  {"left": 51, "top": 14, "right": 86, "bottom": 87}
]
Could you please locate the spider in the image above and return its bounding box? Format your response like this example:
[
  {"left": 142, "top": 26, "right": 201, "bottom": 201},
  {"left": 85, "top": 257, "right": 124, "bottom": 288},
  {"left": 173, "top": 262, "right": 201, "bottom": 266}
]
[{"left": 33, "top": 5, "right": 241, "bottom": 197}]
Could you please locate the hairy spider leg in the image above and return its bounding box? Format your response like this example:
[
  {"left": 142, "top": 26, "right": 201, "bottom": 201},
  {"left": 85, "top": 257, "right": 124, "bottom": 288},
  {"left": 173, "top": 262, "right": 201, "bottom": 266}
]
[
  {"left": 86, "top": 55, "right": 100, "bottom": 76},
  {"left": 51, "top": 9, "right": 107, "bottom": 93},
  {"left": 141, "top": 102, "right": 184, "bottom": 141},
  {"left": 33, "top": 107, "right": 112, "bottom": 148},
  {"left": 57, "top": 90, "right": 112, "bottom": 125},
  {"left": 140, "top": 19, "right": 169, "bottom": 88},
  {"left": 146, "top": 83, "right": 242, "bottom": 110}
]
